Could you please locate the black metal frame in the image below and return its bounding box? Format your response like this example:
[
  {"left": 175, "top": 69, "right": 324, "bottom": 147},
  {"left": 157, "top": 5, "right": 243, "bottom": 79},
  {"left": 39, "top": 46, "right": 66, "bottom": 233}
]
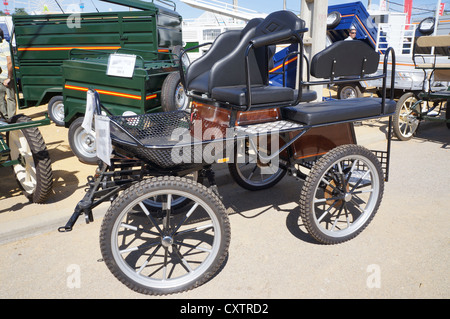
[{"left": 410, "top": 37, "right": 450, "bottom": 122}]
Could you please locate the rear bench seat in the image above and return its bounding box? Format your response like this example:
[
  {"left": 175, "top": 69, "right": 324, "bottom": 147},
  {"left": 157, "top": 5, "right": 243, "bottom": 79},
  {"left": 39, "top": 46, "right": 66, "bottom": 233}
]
[{"left": 281, "top": 98, "right": 396, "bottom": 125}]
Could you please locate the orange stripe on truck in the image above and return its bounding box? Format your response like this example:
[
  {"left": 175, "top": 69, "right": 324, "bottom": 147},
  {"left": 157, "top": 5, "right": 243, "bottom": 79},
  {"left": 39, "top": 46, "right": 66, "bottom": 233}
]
[
  {"left": 18, "top": 46, "right": 121, "bottom": 51},
  {"left": 64, "top": 85, "right": 157, "bottom": 101}
]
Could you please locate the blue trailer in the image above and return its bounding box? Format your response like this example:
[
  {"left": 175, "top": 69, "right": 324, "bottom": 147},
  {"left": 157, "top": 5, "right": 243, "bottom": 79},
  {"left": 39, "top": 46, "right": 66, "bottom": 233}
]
[
  {"left": 326, "top": 1, "right": 378, "bottom": 49},
  {"left": 269, "top": 1, "right": 378, "bottom": 96}
]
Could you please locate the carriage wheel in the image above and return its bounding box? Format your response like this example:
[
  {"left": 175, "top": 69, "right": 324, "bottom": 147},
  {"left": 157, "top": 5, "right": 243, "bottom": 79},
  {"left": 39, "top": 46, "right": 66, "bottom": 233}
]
[
  {"left": 7, "top": 115, "right": 53, "bottom": 203},
  {"left": 299, "top": 145, "right": 384, "bottom": 244},
  {"left": 445, "top": 101, "right": 450, "bottom": 129},
  {"left": 100, "top": 176, "right": 230, "bottom": 295},
  {"left": 228, "top": 138, "right": 286, "bottom": 191},
  {"left": 393, "top": 92, "right": 420, "bottom": 141}
]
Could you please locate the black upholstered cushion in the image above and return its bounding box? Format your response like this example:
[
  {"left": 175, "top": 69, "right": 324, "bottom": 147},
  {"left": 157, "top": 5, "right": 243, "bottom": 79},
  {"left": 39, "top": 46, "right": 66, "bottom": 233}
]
[
  {"left": 211, "top": 85, "right": 294, "bottom": 106},
  {"left": 281, "top": 98, "right": 396, "bottom": 125},
  {"left": 211, "top": 86, "right": 317, "bottom": 106},
  {"left": 310, "top": 41, "right": 380, "bottom": 79},
  {"left": 187, "top": 72, "right": 210, "bottom": 93},
  {"left": 298, "top": 89, "right": 317, "bottom": 102}
]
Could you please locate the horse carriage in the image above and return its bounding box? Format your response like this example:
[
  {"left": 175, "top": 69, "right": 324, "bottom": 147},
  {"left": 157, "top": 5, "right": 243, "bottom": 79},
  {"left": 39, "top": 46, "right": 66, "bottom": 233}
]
[{"left": 59, "top": 11, "right": 396, "bottom": 295}]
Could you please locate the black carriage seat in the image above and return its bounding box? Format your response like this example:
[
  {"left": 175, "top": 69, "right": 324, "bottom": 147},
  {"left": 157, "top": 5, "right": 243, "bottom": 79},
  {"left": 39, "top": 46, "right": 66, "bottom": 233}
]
[
  {"left": 186, "top": 17, "right": 263, "bottom": 94},
  {"left": 282, "top": 40, "right": 396, "bottom": 125},
  {"left": 211, "top": 85, "right": 317, "bottom": 106},
  {"left": 185, "top": 11, "right": 316, "bottom": 108},
  {"left": 283, "top": 98, "right": 396, "bottom": 125}
]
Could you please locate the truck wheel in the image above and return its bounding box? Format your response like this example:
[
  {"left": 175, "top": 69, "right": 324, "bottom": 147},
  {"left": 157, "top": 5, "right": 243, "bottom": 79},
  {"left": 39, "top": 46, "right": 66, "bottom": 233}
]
[
  {"left": 161, "top": 72, "right": 190, "bottom": 111},
  {"left": 68, "top": 117, "right": 98, "bottom": 164},
  {"left": 337, "top": 84, "right": 362, "bottom": 99},
  {"left": 47, "top": 96, "right": 65, "bottom": 126},
  {"left": 7, "top": 115, "right": 53, "bottom": 203}
]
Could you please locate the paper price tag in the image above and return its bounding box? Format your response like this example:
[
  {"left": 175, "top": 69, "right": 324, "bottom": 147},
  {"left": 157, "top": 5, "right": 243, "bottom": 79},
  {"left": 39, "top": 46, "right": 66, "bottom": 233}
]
[
  {"left": 107, "top": 53, "right": 136, "bottom": 78},
  {"left": 94, "top": 115, "right": 112, "bottom": 166}
]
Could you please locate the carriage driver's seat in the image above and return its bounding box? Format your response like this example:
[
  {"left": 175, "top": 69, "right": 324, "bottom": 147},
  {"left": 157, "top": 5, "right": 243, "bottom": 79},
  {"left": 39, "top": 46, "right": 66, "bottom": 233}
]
[{"left": 184, "top": 11, "right": 316, "bottom": 110}]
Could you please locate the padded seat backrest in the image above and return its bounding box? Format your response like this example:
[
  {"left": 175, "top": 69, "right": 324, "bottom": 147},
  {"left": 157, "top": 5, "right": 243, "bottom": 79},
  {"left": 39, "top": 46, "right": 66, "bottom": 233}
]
[
  {"left": 210, "top": 11, "right": 305, "bottom": 90},
  {"left": 310, "top": 40, "right": 379, "bottom": 79},
  {"left": 185, "top": 18, "right": 263, "bottom": 92},
  {"left": 186, "top": 11, "right": 305, "bottom": 94}
]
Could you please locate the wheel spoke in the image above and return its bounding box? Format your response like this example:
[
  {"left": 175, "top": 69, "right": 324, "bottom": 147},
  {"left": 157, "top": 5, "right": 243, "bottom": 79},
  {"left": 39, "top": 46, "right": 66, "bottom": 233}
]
[
  {"left": 138, "top": 202, "right": 164, "bottom": 235},
  {"left": 330, "top": 204, "right": 344, "bottom": 232},
  {"left": 171, "top": 202, "right": 199, "bottom": 236},
  {"left": 317, "top": 200, "right": 340, "bottom": 223},
  {"left": 175, "top": 240, "right": 212, "bottom": 253},
  {"left": 175, "top": 223, "right": 214, "bottom": 237},
  {"left": 314, "top": 196, "right": 342, "bottom": 204},
  {"left": 349, "top": 170, "right": 370, "bottom": 193},
  {"left": 352, "top": 188, "right": 373, "bottom": 195},
  {"left": 162, "top": 248, "right": 169, "bottom": 280},
  {"left": 163, "top": 194, "right": 172, "bottom": 231},
  {"left": 119, "top": 240, "right": 160, "bottom": 254},
  {"left": 172, "top": 245, "right": 194, "bottom": 272},
  {"left": 247, "top": 164, "right": 258, "bottom": 180},
  {"left": 350, "top": 198, "right": 366, "bottom": 213},
  {"left": 320, "top": 177, "right": 341, "bottom": 193}
]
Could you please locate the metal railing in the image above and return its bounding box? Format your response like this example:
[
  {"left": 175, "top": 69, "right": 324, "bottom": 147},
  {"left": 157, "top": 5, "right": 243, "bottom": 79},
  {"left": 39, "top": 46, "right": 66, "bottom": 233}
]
[{"left": 375, "top": 23, "right": 416, "bottom": 56}]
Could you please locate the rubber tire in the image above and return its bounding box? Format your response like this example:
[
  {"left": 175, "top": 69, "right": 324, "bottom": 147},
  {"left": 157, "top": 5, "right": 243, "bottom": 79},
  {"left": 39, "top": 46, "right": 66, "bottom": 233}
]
[
  {"left": 7, "top": 115, "right": 53, "bottom": 203},
  {"left": 161, "top": 72, "right": 190, "bottom": 111},
  {"left": 68, "top": 116, "right": 98, "bottom": 164},
  {"left": 100, "top": 176, "right": 231, "bottom": 295},
  {"left": 393, "top": 92, "right": 420, "bottom": 141},
  {"left": 299, "top": 144, "right": 384, "bottom": 245},
  {"left": 327, "top": 11, "right": 341, "bottom": 29},
  {"left": 47, "top": 95, "right": 65, "bottom": 126},
  {"left": 337, "top": 84, "right": 362, "bottom": 99},
  {"left": 228, "top": 139, "right": 287, "bottom": 191}
]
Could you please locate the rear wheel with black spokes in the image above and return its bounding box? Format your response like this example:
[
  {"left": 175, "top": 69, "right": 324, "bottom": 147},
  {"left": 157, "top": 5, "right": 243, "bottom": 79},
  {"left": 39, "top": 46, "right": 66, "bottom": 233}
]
[
  {"left": 300, "top": 145, "right": 384, "bottom": 244},
  {"left": 228, "top": 137, "right": 286, "bottom": 191}
]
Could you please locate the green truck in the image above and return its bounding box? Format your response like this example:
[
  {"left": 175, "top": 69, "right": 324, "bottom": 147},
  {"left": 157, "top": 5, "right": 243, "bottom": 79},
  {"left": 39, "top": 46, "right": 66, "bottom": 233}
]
[{"left": 11, "top": 0, "right": 187, "bottom": 163}]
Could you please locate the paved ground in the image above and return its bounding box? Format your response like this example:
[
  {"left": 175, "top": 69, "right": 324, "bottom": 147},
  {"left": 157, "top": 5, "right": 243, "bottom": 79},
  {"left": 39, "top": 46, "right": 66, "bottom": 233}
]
[{"left": 0, "top": 104, "right": 448, "bottom": 299}]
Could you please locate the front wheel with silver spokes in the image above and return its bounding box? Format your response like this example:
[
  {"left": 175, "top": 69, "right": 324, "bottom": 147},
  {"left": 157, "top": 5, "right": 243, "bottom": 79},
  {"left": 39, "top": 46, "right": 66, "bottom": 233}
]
[
  {"left": 100, "top": 176, "right": 230, "bottom": 295},
  {"left": 393, "top": 92, "right": 421, "bottom": 141},
  {"left": 300, "top": 145, "right": 384, "bottom": 244}
]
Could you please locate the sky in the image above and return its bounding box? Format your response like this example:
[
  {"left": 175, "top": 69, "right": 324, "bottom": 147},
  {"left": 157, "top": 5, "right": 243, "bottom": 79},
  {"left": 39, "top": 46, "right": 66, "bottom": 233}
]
[{"left": 6, "top": 0, "right": 450, "bottom": 18}]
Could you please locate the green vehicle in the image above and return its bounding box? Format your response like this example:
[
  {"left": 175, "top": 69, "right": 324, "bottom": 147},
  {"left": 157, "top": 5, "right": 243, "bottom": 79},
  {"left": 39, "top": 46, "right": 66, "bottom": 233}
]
[
  {"left": 11, "top": 0, "right": 187, "bottom": 163},
  {"left": 63, "top": 48, "right": 187, "bottom": 163}
]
